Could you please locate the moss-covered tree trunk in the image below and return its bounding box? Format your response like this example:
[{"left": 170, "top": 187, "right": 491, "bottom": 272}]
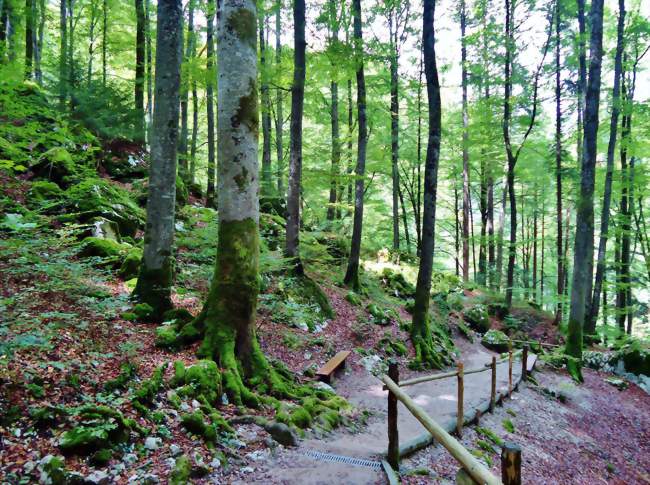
[
  {"left": 134, "top": 0, "right": 183, "bottom": 318},
  {"left": 343, "top": 0, "right": 367, "bottom": 291},
  {"left": 195, "top": 0, "right": 287, "bottom": 407},
  {"left": 411, "top": 0, "right": 442, "bottom": 368},
  {"left": 134, "top": 0, "right": 146, "bottom": 143},
  {"left": 178, "top": 0, "right": 196, "bottom": 183}
]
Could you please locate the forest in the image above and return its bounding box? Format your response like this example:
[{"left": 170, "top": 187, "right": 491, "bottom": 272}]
[{"left": 0, "top": 0, "right": 649, "bottom": 482}]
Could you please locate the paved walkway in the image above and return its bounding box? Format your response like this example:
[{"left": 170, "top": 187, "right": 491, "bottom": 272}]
[{"left": 248, "top": 346, "right": 535, "bottom": 484}]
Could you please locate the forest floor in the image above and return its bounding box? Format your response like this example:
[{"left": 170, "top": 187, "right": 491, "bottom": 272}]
[{"left": 1, "top": 186, "right": 648, "bottom": 484}]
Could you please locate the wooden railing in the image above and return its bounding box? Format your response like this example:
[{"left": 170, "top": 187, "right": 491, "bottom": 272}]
[{"left": 381, "top": 346, "right": 530, "bottom": 484}]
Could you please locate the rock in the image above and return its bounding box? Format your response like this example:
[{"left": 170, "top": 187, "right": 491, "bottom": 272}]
[
  {"left": 30, "top": 147, "right": 78, "bottom": 187},
  {"left": 360, "top": 354, "right": 383, "bottom": 374},
  {"left": 264, "top": 422, "right": 298, "bottom": 447},
  {"left": 481, "top": 329, "right": 510, "bottom": 353},
  {"left": 65, "top": 471, "right": 86, "bottom": 484},
  {"left": 91, "top": 217, "right": 121, "bottom": 241},
  {"left": 463, "top": 304, "right": 490, "bottom": 333},
  {"left": 263, "top": 437, "right": 277, "bottom": 449},
  {"left": 85, "top": 470, "right": 110, "bottom": 485},
  {"left": 144, "top": 437, "right": 161, "bottom": 451},
  {"left": 210, "top": 457, "right": 222, "bottom": 469},
  {"left": 38, "top": 455, "right": 66, "bottom": 485},
  {"left": 169, "top": 444, "right": 182, "bottom": 457},
  {"left": 118, "top": 248, "right": 142, "bottom": 280},
  {"left": 312, "top": 381, "right": 335, "bottom": 393},
  {"left": 78, "top": 236, "right": 130, "bottom": 259},
  {"left": 242, "top": 466, "right": 254, "bottom": 474},
  {"left": 23, "top": 461, "right": 36, "bottom": 474},
  {"left": 191, "top": 399, "right": 201, "bottom": 409},
  {"left": 123, "top": 453, "right": 138, "bottom": 464},
  {"left": 110, "top": 463, "right": 126, "bottom": 476}
]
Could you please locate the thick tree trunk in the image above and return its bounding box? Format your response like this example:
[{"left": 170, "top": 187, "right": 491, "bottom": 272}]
[
  {"left": 205, "top": 0, "right": 216, "bottom": 208},
  {"left": 179, "top": 0, "right": 195, "bottom": 182},
  {"left": 412, "top": 0, "right": 443, "bottom": 368},
  {"left": 134, "top": 0, "right": 183, "bottom": 318},
  {"left": 567, "top": 0, "right": 604, "bottom": 381},
  {"left": 617, "top": 93, "right": 631, "bottom": 332},
  {"left": 260, "top": 14, "right": 273, "bottom": 204},
  {"left": 34, "top": 0, "right": 44, "bottom": 84},
  {"left": 587, "top": 0, "right": 625, "bottom": 335},
  {"left": 460, "top": 0, "right": 470, "bottom": 282},
  {"left": 343, "top": 0, "right": 367, "bottom": 290},
  {"left": 134, "top": 0, "right": 146, "bottom": 142}
]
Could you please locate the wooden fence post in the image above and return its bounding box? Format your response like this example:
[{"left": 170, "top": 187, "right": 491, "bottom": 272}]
[
  {"left": 508, "top": 350, "right": 513, "bottom": 396},
  {"left": 457, "top": 362, "right": 464, "bottom": 437},
  {"left": 490, "top": 356, "right": 496, "bottom": 412},
  {"left": 387, "top": 361, "right": 399, "bottom": 469},
  {"left": 522, "top": 345, "right": 529, "bottom": 382},
  {"left": 501, "top": 442, "right": 522, "bottom": 485}
]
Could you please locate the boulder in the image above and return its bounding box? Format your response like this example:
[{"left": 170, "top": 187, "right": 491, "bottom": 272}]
[
  {"left": 481, "top": 329, "right": 510, "bottom": 353},
  {"left": 264, "top": 421, "right": 298, "bottom": 447},
  {"left": 463, "top": 304, "right": 490, "bottom": 333}
]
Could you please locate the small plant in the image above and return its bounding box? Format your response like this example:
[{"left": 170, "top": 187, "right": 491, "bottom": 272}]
[{"left": 502, "top": 418, "right": 515, "bottom": 433}]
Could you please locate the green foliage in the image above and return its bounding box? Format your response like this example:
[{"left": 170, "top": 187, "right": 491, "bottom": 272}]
[
  {"left": 345, "top": 291, "right": 362, "bottom": 306},
  {"left": 463, "top": 304, "right": 490, "bottom": 333},
  {"left": 502, "top": 418, "right": 515, "bottom": 433}
]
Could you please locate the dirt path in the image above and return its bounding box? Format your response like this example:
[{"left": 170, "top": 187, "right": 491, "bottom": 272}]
[{"left": 243, "top": 344, "right": 531, "bottom": 484}]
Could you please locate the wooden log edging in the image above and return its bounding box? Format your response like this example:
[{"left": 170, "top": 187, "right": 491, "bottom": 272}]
[{"left": 382, "top": 374, "right": 502, "bottom": 485}]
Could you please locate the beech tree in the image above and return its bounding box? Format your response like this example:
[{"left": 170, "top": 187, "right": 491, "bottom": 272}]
[
  {"left": 133, "top": 0, "right": 183, "bottom": 317},
  {"left": 411, "top": 0, "right": 442, "bottom": 368}
]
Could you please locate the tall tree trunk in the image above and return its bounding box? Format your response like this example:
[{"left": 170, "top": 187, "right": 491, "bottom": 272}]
[
  {"left": 554, "top": 0, "right": 564, "bottom": 324},
  {"left": 326, "top": 0, "right": 340, "bottom": 221},
  {"left": 343, "top": 0, "right": 367, "bottom": 290},
  {"left": 189, "top": 83, "right": 198, "bottom": 184},
  {"left": 460, "top": 0, "right": 470, "bottom": 282},
  {"left": 502, "top": 0, "right": 549, "bottom": 307},
  {"left": 285, "top": 0, "right": 306, "bottom": 269},
  {"left": 587, "top": 0, "right": 625, "bottom": 335},
  {"left": 617, "top": 78, "right": 631, "bottom": 332},
  {"left": 195, "top": 0, "right": 286, "bottom": 407},
  {"left": 411, "top": 0, "right": 443, "bottom": 368},
  {"left": 415, "top": 49, "right": 423, "bottom": 255},
  {"left": 478, "top": 158, "right": 488, "bottom": 286},
  {"left": 389, "top": 8, "right": 400, "bottom": 250},
  {"left": 495, "top": 176, "right": 507, "bottom": 291},
  {"left": 145, "top": 0, "right": 153, "bottom": 140},
  {"left": 532, "top": 189, "right": 538, "bottom": 301},
  {"left": 59, "top": 0, "right": 67, "bottom": 106},
  {"left": 134, "top": 0, "right": 183, "bottom": 318},
  {"left": 274, "top": 1, "right": 284, "bottom": 196},
  {"left": 346, "top": 74, "right": 354, "bottom": 212},
  {"left": 102, "top": 0, "right": 107, "bottom": 87},
  {"left": 34, "top": 0, "right": 44, "bottom": 84},
  {"left": 567, "top": 0, "right": 604, "bottom": 381},
  {"left": 179, "top": 0, "right": 196, "bottom": 182},
  {"left": 204, "top": 0, "right": 216, "bottom": 208},
  {"left": 399, "top": 184, "right": 411, "bottom": 252},
  {"left": 134, "top": 0, "right": 146, "bottom": 142},
  {"left": 454, "top": 183, "right": 460, "bottom": 277},
  {"left": 87, "top": 0, "right": 97, "bottom": 86},
  {"left": 24, "top": 0, "right": 34, "bottom": 79},
  {"left": 260, "top": 13, "right": 273, "bottom": 204}
]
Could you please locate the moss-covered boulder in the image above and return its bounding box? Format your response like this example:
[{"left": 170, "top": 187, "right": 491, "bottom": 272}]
[
  {"left": 78, "top": 236, "right": 130, "bottom": 258},
  {"left": 170, "top": 455, "right": 192, "bottom": 485},
  {"left": 30, "top": 147, "right": 79, "bottom": 187},
  {"left": 481, "top": 329, "right": 510, "bottom": 353},
  {"left": 118, "top": 247, "right": 142, "bottom": 279},
  {"left": 367, "top": 303, "right": 392, "bottom": 325},
  {"left": 58, "top": 405, "right": 140, "bottom": 456},
  {"left": 376, "top": 333, "right": 408, "bottom": 356},
  {"left": 345, "top": 291, "right": 362, "bottom": 306},
  {"left": 58, "top": 178, "right": 145, "bottom": 237},
  {"left": 26, "top": 181, "right": 64, "bottom": 208},
  {"left": 171, "top": 360, "right": 222, "bottom": 405},
  {"left": 613, "top": 339, "right": 650, "bottom": 376},
  {"left": 380, "top": 268, "right": 415, "bottom": 299},
  {"left": 463, "top": 304, "right": 490, "bottom": 333},
  {"left": 89, "top": 217, "right": 121, "bottom": 241},
  {"left": 155, "top": 325, "right": 178, "bottom": 348},
  {"left": 446, "top": 292, "right": 465, "bottom": 312}
]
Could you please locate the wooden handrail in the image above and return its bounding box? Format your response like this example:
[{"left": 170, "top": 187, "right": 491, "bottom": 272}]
[
  {"left": 396, "top": 350, "right": 523, "bottom": 389},
  {"left": 381, "top": 374, "right": 502, "bottom": 485}
]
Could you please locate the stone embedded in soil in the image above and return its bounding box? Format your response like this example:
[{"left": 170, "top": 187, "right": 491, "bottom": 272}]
[{"left": 264, "top": 421, "right": 298, "bottom": 447}]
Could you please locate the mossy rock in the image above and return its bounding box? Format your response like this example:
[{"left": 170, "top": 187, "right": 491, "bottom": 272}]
[
  {"left": 367, "top": 303, "right": 392, "bottom": 325},
  {"left": 345, "top": 291, "right": 362, "bottom": 306},
  {"left": 88, "top": 217, "right": 121, "bottom": 241},
  {"left": 104, "top": 362, "right": 137, "bottom": 392},
  {"left": 30, "top": 147, "right": 79, "bottom": 187},
  {"left": 614, "top": 339, "right": 650, "bottom": 376},
  {"left": 487, "top": 301, "right": 509, "bottom": 319},
  {"left": 289, "top": 407, "right": 312, "bottom": 429},
  {"left": 463, "top": 304, "right": 490, "bottom": 333},
  {"left": 380, "top": 268, "right": 415, "bottom": 299},
  {"left": 89, "top": 448, "right": 112, "bottom": 466},
  {"left": 78, "top": 236, "right": 130, "bottom": 259},
  {"left": 59, "top": 405, "right": 137, "bottom": 455},
  {"left": 481, "top": 329, "right": 510, "bottom": 353},
  {"left": 26, "top": 181, "right": 64, "bottom": 208},
  {"left": 376, "top": 333, "right": 408, "bottom": 356},
  {"left": 155, "top": 325, "right": 178, "bottom": 348},
  {"left": 162, "top": 308, "right": 194, "bottom": 325},
  {"left": 180, "top": 411, "right": 217, "bottom": 442},
  {"left": 118, "top": 247, "right": 142, "bottom": 279},
  {"left": 58, "top": 178, "right": 145, "bottom": 237},
  {"left": 182, "top": 360, "right": 222, "bottom": 403},
  {"left": 39, "top": 455, "right": 67, "bottom": 485},
  {"left": 133, "top": 302, "right": 154, "bottom": 320},
  {"left": 170, "top": 455, "right": 192, "bottom": 485}
]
